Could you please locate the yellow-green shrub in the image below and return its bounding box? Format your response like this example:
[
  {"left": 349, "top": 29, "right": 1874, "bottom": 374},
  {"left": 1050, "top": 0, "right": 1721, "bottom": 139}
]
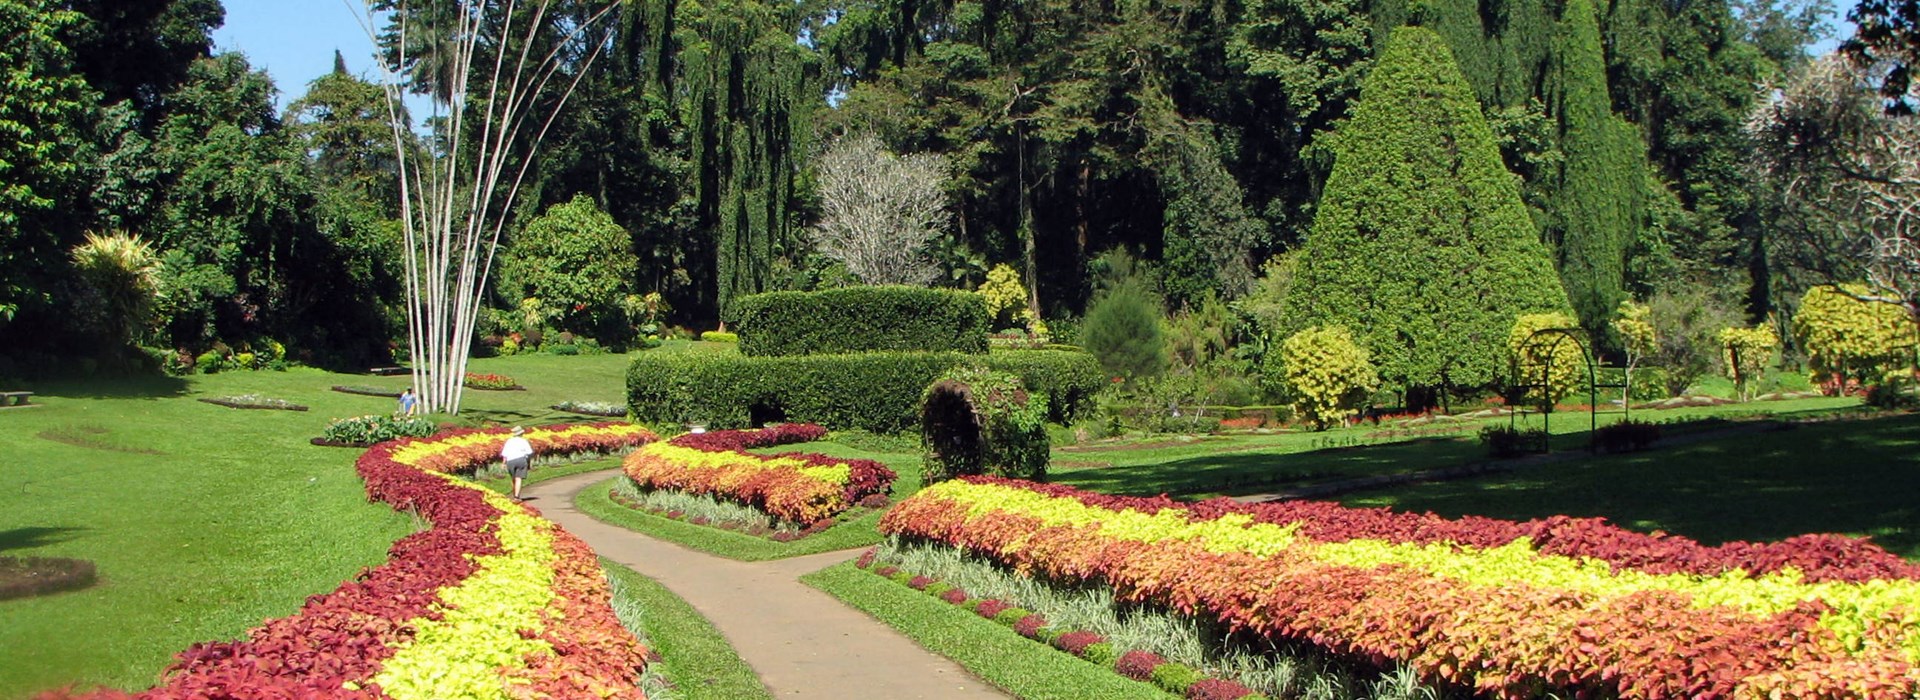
[
  {"left": 1793, "top": 284, "right": 1915, "bottom": 386},
  {"left": 1273, "top": 326, "right": 1378, "bottom": 430},
  {"left": 1719, "top": 325, "right": 1778, "bottom": 401},
  {"left": 1508, "top": 313, "right": 1585, "bottom": 407}
]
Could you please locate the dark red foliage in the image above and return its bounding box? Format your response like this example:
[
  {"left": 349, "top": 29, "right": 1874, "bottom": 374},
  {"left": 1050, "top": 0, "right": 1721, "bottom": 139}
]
[
  {"left": 875, "top": 566, "right": 899, "bottom": 577},
  {"left": 908, "top": 575, "right": 934, "bottom": 590},
  {"left": 1014, "top": 613, "right": 1048, "bottom": 638},
  {"left": 941, "top": 587, "right": 969, "bottom": 604},
  {"left": 974, "top": 599, "right": 1012, "bottom": 619},
  {"left": 1186, "top": 678, "right": 1260, "bottom": 700},
  {"left": 1115, "top": 650, "right": 1166, "bottom": 680},
  {"left": 855, "top": 549, "right": 877, "bottom": 569},
  {"left": 958, "top": 476, "right": 1920, "bottom": 583},
  {"left": 1055, "top": 630, "right": 1104, "bottom": 655}
]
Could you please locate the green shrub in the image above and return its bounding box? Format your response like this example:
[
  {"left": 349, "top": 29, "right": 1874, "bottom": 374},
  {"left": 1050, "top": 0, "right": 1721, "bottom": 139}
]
[
  {"left": 1149, "top": 662, "right": 1203, "bottom": 695},
  {"left": 921, "top": 366, "right": 1051, "bottom": 484},
  {"left": 1082, "top": 642, "right": 1117, "bottom": 667},
  {"left": 1587, "top": 367, "right": 1670, "bottom": 403},
  {"left": 992, "top": 607, "right": 1033, "bottom": 625},
  {"left": 549, "top": 343, "right": 580, "bottom": 356},
  {"left": 970, "top": 348, "right": 1105, "bottom": 423},
  {"left": 729, "top": 286, "right": 989, "bottom": 356},
  {"left": 1080, "top": 280, "right": 1167, "bottom": 380},
  {"left": 699, "top": 330, "right": 739, "bottom": 343},
  {"left": 194, "top": 351, "right": 222, "bottom": 374},
  {"left": 628, "top": 349, "right": 1099, "bottom": 433},
  {"left": 1480, "top": 425, "right": 1548, "bottom": 458}
]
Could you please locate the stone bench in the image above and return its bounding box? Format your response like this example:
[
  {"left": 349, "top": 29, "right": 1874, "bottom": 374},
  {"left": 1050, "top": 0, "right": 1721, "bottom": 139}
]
[
  {"left": 0, "top": 391, "right": 33, "bottom": 407},
  {"left": 369, "top": 366, "right": 407, "bottom": 376}
]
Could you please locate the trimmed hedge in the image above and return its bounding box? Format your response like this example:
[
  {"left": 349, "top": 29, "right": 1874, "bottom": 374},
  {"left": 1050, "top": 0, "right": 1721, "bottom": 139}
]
[
  {"left": 729, "top": 287, "right": 990, "bottom": 356},
  {"left": 628, "top": 349, "right": 1103, "bottom": 433}
]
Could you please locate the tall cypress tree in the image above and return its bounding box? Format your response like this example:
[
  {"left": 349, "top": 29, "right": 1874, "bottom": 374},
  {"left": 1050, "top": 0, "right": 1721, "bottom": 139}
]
[
  {"left": 1552, "top": 0, "right": 1646, "bottom": 336},
  {"left": 1284, "top": 26, "right": 1572, "bottom": 397}
]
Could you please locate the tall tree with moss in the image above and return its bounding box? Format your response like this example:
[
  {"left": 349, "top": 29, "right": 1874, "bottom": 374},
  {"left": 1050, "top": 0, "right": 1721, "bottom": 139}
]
[
  {"left": 1284, "top": 26, "right": 1573, "bottom": 403},
  {"left": 1551, "top": 0, "right": 1647, "bottom": 338}
]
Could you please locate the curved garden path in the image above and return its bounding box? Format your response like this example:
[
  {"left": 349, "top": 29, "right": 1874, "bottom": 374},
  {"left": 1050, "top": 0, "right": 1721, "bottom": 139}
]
[{"left": 523, "top": 470, "right": 1008, "bottom": 700}]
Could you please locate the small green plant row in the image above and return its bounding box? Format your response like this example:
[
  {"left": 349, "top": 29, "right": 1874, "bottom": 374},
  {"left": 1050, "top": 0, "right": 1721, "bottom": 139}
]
[
  {"left": 698, "top": 330, "right": 738, "bottom": 343},
  {"left": 197, "top": 394, "right": 309, "bottom": 411},
  {"left": 318, "top": 415, "right": 438, "bottom": 446},
  {"left": 149, "top": 341, "right": 293, "bottom": 376},
  {"left": 332, "top": 385, "right": 401, "bottom": 398},
  {"left": 854, "top": 549, "right": 1269, "bottom": 700}
]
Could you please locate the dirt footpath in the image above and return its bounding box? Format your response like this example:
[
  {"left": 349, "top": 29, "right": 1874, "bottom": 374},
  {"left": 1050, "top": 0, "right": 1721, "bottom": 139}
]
[{"left": 523, "top": 471, "right": 1007, "bottom": 699}]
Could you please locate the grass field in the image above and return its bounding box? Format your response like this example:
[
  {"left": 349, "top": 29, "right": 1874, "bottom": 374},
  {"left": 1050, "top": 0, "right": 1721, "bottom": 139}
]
[{"left": 1342, "top": 411, "right": 1920, "bottom": 558}]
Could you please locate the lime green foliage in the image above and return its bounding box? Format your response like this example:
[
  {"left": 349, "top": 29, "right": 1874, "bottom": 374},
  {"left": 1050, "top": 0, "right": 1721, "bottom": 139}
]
[
  {"left": 1270, "top": 326, "right": 1379, "bottom": 430},
  {"left": 699, "top": 331, "right": 739, "bottom": 343},
  {"left": 1081, "top": 280, "right": 1169, "bottom": 381},
  {"left": 1793, "top": 285, "right": 1916, "bottom": 386},
  {"left": 1719, "top": 325, "right": 1779, "bottom": 400},
  {"left": 922, "top": 366, "right": 1051, "bottom": 483},
  {"left": 801, "top": 562, "right": 1177, "bottom": 700},
  {"left": 729, "top": 286, "right": 990, "bottom": 356},
  {"left": 502, "top": 195, "right": 638, "bottom": 336},
  {"left": 1551, "top": 0, "right": 1646, "bottom": 334},
  {"left": 1284, "top": 27, "right": 1572, "bottom": 394},
  {"left": 627, "top": 348, "right": 1103, "bottom": 432},
  {"left": 599, "top": 560, "right": 772, "bottom": 700},
  {"left": 1614, "top": 300, "right": 1657, "bottom": 368},
  {"left": 981, "top": 263, "right": 1044, "bottom": 334},
  {"left": 1507, "top": 313, "right": 1587, "bottom": 407}
]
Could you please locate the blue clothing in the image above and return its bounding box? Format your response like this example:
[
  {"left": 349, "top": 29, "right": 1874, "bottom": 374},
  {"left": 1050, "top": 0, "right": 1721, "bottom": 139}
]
[{"left": 399, "top": 392, "right": 417, "bottom": 414}]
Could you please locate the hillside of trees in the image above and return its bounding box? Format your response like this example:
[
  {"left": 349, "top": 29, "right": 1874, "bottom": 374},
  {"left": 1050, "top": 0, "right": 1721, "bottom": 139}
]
[{"left": 0, "top": 0, "right": 1913, "bottom": 397}]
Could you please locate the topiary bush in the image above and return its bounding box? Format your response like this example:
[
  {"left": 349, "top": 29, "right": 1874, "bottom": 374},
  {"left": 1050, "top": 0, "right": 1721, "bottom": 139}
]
[
  {"left": 728, "top": 286, "right": 989, "bottom": 356},
  {"left": 1508, "top": 313, "right": 1587, "bottom": 408},
  {"left": 920, "top": 365, "right": 1051, "bottom": 483},
  {"left": 627, "top": 349, "right": 1100, "bottom": 433}
]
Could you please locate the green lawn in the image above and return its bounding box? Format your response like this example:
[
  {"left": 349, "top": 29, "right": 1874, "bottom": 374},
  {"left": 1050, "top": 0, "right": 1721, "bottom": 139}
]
[
  {"left": 601, "top": 559, "right": 770, "bottom": 700},
  {"left": 1051, "top": 396, "right": 1860, "bottom": 499},
  {"left": 1341, "top": 411, "right": 1920, "bottom": 558},
  {"left": 0, "top": 350, "right": 652, "bottom": 698},
  {"left": 802, "top": 561, "right": 1176, "bottom": 700}
]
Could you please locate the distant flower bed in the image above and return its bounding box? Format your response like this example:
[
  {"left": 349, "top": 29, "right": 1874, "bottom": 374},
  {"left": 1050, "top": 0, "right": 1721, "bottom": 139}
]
[
  {"left": 463, "top": 372, "right": 522, "bottom": 390},
  {"left": 318, "top": 415, "right": 438, "bottom": 446},
  {"left": 624, "top": 424, "right": 895, "bottom": 525},
  {"left": 197, "top": 394, "right": 309, "bottom": 411},
  {"left": 553, "top": 400, "right": 628, "bottom": 417},
  {"left": 330, "top": 384, "right": 400, "bottom": 398}
]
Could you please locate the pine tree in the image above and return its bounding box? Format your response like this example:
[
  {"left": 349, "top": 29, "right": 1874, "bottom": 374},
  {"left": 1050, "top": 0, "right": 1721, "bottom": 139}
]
[
  {"left": 1284, "top": 26, "right": 1573, "bottom": 397},
  {"left": 1552, "top": 0, "right": 1646, "bottom": 337}
]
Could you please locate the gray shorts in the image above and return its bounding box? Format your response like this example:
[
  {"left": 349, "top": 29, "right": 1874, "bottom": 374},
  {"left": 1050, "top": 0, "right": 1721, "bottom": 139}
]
[{"left": 506, "top": 457, "right": 530, "bottom": 479}]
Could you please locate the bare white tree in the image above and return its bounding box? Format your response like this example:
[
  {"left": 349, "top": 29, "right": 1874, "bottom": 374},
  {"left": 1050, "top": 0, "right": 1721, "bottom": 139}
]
[
  {"left": 812, "top": 135, "right": 952, "bottom": 286},
  {"left": 1748, "top": 54, "right": 1920, "bottom": 321},
  {"left": 350, "top": 0, "right": 616, "bottom": 414}
]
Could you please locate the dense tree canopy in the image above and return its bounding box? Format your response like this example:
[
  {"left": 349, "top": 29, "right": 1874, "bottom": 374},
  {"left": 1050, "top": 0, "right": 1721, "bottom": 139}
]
[{"left": 1284, "top": 26, "right": 1573, "bottom": 396}]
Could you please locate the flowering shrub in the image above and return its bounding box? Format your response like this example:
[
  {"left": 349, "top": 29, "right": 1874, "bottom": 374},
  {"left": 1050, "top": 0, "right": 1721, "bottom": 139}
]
[
  {"left": 882, "top": 477, "right": 1920, "bottom": 699},
  {"left": 624, "top": 425, "right": 894, "bottom": 524},
  {"left": 321, "top": 415, "right": 438, "bottom": 444},
  {"left": 62, "top": 424, "right": 656, "bottom": 699},
  {"left": 462, "top": 371, "right": 521, "bottom": 390}
]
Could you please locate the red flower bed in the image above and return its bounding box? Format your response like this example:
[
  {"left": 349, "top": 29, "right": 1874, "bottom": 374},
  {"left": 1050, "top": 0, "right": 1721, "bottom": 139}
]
[
  {"left": 668, "top": 423, "right": 826, "bottom": 450},
  {"left": 54, "top": 425, "right": 656, "bottom": 698}
]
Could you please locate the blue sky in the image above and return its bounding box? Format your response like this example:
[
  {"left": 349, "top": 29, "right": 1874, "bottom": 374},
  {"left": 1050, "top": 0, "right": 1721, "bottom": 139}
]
[{"left": 209, "top": 0, "right": 389, "bottom": 110}]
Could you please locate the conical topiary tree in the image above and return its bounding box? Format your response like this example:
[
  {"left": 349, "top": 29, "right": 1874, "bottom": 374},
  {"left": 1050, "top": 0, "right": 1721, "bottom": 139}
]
[
  {"left": 1551, "top": 0, "right": 1645, "bottom": 336},
  {"left": 1284, "top": 25, "right": 1573, "bottom": 401}
]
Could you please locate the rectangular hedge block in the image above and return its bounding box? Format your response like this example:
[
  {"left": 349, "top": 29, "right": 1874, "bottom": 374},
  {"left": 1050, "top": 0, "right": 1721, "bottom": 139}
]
[
  {"left": 628, "top": 349, "right": 1104, "bottom": 433},
  {"left": 728, "top": 286, "right": 990, "bottom": 356}
]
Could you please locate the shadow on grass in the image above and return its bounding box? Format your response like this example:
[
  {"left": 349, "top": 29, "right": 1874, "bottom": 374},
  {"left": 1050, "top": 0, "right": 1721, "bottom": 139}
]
[
  {"left": 1054, "top": 438, "right": 1481, "bottom": 498},
  {"left": 30, "top": 374, "right": 190, "bottom": 400},
  {"left": 0, "top": 526, "right": 88, "bottom": 553},
  {"left": 1342, "top": 413, "right": 1920, "bottom": 557}
]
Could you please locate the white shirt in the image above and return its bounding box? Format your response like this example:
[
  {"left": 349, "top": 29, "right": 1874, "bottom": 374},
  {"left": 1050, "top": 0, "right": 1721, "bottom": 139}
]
[{"left": 501, "top": 436, "right": 534, "bottom": 461}]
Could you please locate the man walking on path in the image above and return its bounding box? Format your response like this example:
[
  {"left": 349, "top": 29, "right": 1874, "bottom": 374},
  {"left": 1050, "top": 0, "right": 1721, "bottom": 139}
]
[{"left": 501, "top": 426, "right": 534, "bottom": 500}]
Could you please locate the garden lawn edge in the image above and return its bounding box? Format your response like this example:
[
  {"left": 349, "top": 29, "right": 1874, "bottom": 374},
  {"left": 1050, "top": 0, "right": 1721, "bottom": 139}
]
[
  {"left": 576, "top": 478, "right": 888, "bottom": 561},
  {"left": 801, "top": 561, "right": 1176, "bottom": 700},
  {"left": 599, "top": 558, "right": 774, "bottom": 700}
]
